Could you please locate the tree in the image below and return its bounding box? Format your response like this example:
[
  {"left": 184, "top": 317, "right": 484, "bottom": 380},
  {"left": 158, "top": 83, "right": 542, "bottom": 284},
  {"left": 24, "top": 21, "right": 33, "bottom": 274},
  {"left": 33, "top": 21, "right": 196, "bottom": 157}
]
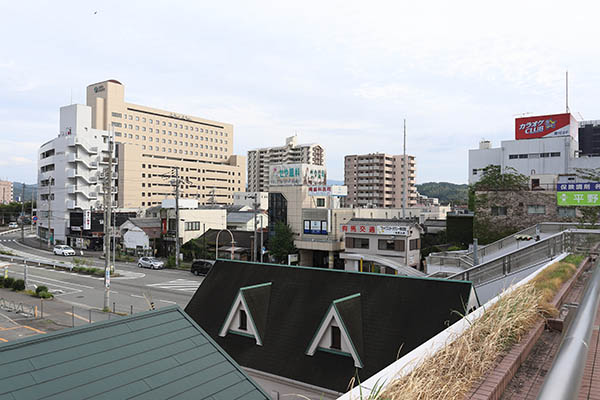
[
  {"left": 575, "top": 167, "right": 600, "bottom": 228},
  {"left": 267, "top": 222, "right": 297, "bottom": 263},
  {"left": 469, "top": 166, "right": 529, "bottom": 210}
]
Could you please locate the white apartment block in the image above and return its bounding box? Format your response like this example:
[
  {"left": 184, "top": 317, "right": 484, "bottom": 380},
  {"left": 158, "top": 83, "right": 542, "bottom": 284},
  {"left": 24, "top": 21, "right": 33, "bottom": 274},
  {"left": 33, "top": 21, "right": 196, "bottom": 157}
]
[
  {"left": 37, "top": 104, "right": 115, "bottom": 244},
  {"left": 344, "top": 153, "right": 417, "bottom": 208},
  {"left": 247, "top": 135, "right": 325, "bottom": 192}
]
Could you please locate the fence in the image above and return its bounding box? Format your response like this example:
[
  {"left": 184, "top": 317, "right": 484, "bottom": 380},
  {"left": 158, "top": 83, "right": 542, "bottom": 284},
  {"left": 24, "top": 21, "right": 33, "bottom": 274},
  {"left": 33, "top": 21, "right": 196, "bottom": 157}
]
[{"left": 448, "top": 229, "right": 600, "bottom": 285}]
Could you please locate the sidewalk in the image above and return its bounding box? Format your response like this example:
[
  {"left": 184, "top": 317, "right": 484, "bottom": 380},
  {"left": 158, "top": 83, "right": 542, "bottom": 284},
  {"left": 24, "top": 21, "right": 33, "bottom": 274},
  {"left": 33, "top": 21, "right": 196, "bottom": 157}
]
[{"left": 20, "top": 235, "right": 104, "bottom": 258}]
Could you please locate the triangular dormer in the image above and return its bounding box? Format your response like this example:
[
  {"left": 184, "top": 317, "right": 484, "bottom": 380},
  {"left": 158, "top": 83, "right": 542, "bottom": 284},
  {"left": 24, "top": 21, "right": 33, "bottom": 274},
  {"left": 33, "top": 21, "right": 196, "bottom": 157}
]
[
  {"left": 306, "top": 293, "right": 364, "bottom": 368},
  {"left": 219, "top": 282, "right": 271, "bottom": 345}
]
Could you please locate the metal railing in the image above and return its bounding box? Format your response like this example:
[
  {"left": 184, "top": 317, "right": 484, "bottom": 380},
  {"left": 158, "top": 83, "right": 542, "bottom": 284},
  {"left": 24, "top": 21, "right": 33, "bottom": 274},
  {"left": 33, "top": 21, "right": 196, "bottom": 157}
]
[
  {"left": 0, "top": 298, "right": 36, "bottom": 317},
  {"left": 448, "top": 229, "right": 600, "bottom": 286},
  {"left": 537, "top": 258, "right": 600, "bottom": 400}
]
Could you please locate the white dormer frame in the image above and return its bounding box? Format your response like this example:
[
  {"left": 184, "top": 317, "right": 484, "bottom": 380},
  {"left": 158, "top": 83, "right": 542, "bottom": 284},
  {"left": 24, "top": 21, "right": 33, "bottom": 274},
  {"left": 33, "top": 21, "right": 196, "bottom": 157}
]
[
  {"left": 219, "top": 291, "right": 263, "bottom": 345},
  {"left": 306, "top": 297, "right": 363, "bottom": 368}
]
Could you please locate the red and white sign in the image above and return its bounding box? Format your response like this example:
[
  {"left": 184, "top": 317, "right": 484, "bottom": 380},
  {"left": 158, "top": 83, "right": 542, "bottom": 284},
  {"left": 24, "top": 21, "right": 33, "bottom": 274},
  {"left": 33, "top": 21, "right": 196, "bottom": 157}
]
[
  {"left": 341, "top": 224, "right": 409, "bottom": 236},
  {"left": 84, "top": 210, "right": 91, "bottom": 230},
  {"left": 515, "top": 113, "right": 577, "bottom": 140}
]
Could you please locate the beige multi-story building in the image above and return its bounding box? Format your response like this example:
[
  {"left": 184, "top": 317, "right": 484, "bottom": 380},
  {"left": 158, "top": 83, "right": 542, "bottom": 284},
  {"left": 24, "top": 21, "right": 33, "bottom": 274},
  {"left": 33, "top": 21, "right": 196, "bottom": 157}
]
[
  {"left": 86, "top": 79, "right": 245, "bottom": 208},
  {"left": 0, "top": 181, "right": 12, "bottom": 205},
  {"left": 247, "top": 135, "right": 325, "bottom": 192},
  {"left": 344, "top": 153, "right": 417, "bottom": 208}
]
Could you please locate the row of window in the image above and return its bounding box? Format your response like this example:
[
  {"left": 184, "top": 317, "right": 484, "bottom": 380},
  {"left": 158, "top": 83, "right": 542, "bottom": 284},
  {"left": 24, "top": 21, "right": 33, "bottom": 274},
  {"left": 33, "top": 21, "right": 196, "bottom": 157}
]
[
  {"left": 140, "top": 146, "right": 226, "bottom": 158},
  {"left": 345, "top": 237, "right": 421, "bottom": 251},
  {"left": 507, "top": 152, "right": 561, "bottom": 160},
  {"left": 113, "top": 126, "right": 228, "bottom": 144},
  {"left": 491, "top": 205, "right": 576, "bottom": 217},
  {"left": 117, "top": 113, "right": 229, "bottom": 137}
]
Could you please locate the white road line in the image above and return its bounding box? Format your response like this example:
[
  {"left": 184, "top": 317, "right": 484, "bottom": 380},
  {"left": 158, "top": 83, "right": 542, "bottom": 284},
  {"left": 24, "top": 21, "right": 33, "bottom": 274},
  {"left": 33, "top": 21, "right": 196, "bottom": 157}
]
[
  {"left": 158, "top": 299, "right": 177, "bottom": 304},
  {"left": 131, "top": 294, "right": 145, "bottom": 299}
]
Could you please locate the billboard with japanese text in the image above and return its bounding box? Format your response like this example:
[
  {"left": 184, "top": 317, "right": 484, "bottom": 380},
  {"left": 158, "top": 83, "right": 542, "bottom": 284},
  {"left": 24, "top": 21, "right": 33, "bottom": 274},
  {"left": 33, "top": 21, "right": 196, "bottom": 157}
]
[
  {"left": 515, "top": 113, "right": 577, "bottom": 140},
  {"left": 557, "top": 182, "right": 600, "bottom": 206},
  {"left": 269, "top": 163, "right": 327, "bottom": 186}
]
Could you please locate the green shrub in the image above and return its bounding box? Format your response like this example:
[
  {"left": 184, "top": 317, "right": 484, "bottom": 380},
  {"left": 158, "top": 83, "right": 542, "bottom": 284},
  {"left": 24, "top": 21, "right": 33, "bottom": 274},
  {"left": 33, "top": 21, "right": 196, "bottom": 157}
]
[
  {"left": 166, "top": 255, "right": 176, "bottom": 268},
  {"left": 38, "top": 291, "right": 53, "bottom": 299},
  {"left": 92, "top": 269, "right": 104, "bottom": 276},
  {"left": 12, "top": 279, "right": 25, "bottom": 291},
  {"left": 3, "top": 277, "right": 14, "bottom": 288},
  {"left": 36, "top": 286, "right": 49, "bottom": 295}
]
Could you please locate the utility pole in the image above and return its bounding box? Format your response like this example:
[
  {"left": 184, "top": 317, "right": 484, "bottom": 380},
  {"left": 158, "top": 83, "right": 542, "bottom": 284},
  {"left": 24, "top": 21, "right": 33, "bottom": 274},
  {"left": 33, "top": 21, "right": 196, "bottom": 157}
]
[
  {"left": 103, "top": 129, "right": 113, "bottom": 310},
  {"left": 30, "top": 188, "right": 34, "bottom": 233},
  {"left": 402, "top": 119, "right": 407, "bottom": 219},
  {"left": 20, "top": 183, "right": 25, "bottom": 242},
  {"left": 248, "top": 193, "right": 258, "bottom": 262},
  {"left": 174, "top": 167, "right": 180, "bottom": 270}
]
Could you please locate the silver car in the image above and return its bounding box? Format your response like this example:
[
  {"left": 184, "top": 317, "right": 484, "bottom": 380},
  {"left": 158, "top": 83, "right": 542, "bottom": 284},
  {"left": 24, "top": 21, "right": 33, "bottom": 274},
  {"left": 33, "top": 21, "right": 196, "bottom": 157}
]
[
  {"left": 53, "top": 245, "right": 76, "bottom": 256},
  {"left": 137, "top": 257, "right": 165, "bottom": 269}
]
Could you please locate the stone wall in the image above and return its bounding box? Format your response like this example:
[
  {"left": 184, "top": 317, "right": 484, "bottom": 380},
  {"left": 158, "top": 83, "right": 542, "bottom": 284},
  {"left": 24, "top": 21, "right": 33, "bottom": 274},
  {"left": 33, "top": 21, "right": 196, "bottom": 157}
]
[{"left": 474, "top": 190, "right": 579, "bottom": 243}]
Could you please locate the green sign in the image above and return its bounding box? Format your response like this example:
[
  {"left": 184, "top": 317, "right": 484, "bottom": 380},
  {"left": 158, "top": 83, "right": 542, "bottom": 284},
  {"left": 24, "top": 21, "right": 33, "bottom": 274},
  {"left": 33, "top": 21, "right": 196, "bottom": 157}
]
[{"left": 557, "top": 191, "right": 600, "bottom": 206}]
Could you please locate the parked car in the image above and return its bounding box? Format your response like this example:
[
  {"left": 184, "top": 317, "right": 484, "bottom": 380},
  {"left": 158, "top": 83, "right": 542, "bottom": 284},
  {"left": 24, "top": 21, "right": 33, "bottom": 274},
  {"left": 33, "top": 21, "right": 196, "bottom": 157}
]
[
  {"left": 8, "top": 222, "right": 18, "bottom": 229},
  {"left": 137, "top": 257, "right": 165, "bottom": 270},
  {"left": 191, "top": 259, "right": 215, "bottom": 276},
  {"left": 53, "top": 245, "right": 76, "bottom": 256}
]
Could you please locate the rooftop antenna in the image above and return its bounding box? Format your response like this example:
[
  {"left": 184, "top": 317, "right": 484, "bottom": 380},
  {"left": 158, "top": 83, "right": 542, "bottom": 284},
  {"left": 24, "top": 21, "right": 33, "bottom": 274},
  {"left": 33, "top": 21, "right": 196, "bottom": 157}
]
[{"left": 566, "top": 70, "right": 570, "bottom": 113}]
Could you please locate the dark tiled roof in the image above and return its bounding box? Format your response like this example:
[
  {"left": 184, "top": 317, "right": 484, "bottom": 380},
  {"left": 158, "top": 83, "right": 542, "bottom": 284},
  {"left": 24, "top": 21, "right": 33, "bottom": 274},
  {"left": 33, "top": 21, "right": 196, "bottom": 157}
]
[
  {"left": 0, "top": 306, "right": 269, "bottom": 400},
  {"left": 185, "top": 260, "right": 474, "bottom": 393}
]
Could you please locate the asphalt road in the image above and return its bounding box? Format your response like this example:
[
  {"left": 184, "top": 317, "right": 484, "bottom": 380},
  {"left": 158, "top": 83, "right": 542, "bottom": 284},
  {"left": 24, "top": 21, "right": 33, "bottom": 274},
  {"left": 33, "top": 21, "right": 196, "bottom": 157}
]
[{"left": 0, "top": 232, "right": 204, "bottom": 313}]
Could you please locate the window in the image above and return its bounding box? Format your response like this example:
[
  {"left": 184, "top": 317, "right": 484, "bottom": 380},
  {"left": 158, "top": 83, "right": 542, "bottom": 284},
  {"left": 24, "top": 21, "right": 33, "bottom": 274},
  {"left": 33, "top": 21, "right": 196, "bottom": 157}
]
[
  {"left": 518, "top": 154, "right": 528, "bottom": 159},
  {"left": 473, "top": 169, "right": 478, "bottom": 175},
  {"left": 409, "top": 238, "right": 421, "bottom": 250},
  {"left": 238, "top": 310, "right": 247, "bottom": 330},
  {"left": 135, "top": 116, "right": 139, "bottom": 121},
  {"left": 491, "top": 206, "right": 507, "bottom": 216},
  {"left": 330, "top": 326, "right": 341, "bottom": 350},
  {"left": 557, "top": 207, "right": 576, "bottom": 217},
  {"left": 528, "top": 205, "right": 546, "bottom": 215},
  {"left": 316, "top": 198, "right": 325, "bottom": 207},
  {"left": 551, "top": 152, "right": 561, "bottom": 157},
  {"left": 378, "top": 239, "right": 402, "bottom": 251}
]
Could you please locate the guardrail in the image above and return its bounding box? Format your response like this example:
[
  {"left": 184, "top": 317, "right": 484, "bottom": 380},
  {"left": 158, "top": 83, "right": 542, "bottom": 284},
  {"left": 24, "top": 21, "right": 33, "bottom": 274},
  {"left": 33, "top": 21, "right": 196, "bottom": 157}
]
[
  {"left": 536, "top": 258, "right": 600, "bottom": 400},
  {"left": 448, "top": 229, "right": 600, "bottom": 285}
]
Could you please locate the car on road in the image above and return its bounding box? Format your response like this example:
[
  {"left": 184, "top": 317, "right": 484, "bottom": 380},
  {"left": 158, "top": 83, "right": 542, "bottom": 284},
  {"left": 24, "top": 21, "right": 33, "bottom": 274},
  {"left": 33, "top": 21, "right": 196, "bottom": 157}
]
[
  {"left": 191, "top": 259, "right": 215, "bottom": 276},
  {"left": 53, "top": 245, "right": 76, "bottom": 256},
  {"left": 8, "top": 222, "right": 18, "bottom": 229},
  {"left": 138, "top": 257, "right": 165, "bottom": 269}
]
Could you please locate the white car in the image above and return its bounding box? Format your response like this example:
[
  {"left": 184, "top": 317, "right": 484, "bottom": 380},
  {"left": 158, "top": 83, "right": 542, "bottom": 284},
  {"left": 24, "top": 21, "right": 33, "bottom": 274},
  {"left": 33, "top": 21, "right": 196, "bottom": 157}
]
[
  {"left": 8, "top": 222, "right": 18, "bottom": 229},
  {"left": 138, "top": 257, "right": 165, "bottom": 269},
  {"left": 53, "top": 245, "right": 76, "bottom": 256}
]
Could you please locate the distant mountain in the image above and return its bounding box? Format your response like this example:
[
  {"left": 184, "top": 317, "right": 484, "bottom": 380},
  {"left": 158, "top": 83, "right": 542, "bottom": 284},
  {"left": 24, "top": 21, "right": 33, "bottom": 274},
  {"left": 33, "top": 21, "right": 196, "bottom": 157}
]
[
  {"left": 12, "top": 183, "right": 37, "bottom": 202},
  {"left": 416, "top": 182, "right": 469, "bottom": 205}
]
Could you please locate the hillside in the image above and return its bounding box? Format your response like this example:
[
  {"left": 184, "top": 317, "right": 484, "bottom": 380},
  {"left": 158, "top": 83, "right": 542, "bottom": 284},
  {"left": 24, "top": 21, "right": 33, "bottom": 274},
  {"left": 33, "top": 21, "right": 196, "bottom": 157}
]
[{"left": 416, "top": 182, "right": 469, "bottom": 205}]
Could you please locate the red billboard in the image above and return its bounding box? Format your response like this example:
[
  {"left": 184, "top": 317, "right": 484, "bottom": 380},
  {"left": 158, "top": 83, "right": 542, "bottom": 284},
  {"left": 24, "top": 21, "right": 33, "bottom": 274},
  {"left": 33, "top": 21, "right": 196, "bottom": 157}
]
[{"left": 515, "top": 113, "right": 576, "bottom": 140}]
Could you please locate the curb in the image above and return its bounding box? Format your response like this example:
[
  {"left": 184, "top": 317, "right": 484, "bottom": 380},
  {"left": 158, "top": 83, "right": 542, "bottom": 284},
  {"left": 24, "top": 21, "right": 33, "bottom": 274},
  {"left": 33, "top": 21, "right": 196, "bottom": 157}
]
[{"left": 466, "top": 254, "right": 592, "bottom": 400}]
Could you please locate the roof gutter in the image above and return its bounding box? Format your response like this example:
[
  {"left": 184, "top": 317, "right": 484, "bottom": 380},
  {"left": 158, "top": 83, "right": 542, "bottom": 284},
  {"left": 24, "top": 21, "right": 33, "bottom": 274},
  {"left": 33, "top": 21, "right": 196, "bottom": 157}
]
[{"left": 537, "top": 258, "right": 600, "bottom": 400}]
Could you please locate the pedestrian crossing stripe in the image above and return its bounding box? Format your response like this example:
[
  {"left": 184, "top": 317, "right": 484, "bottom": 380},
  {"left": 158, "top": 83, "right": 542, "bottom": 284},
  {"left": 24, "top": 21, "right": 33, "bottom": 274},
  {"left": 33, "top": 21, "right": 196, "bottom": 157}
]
[{"left": 146, "top": 279, "right": 201, "bottom": 292}]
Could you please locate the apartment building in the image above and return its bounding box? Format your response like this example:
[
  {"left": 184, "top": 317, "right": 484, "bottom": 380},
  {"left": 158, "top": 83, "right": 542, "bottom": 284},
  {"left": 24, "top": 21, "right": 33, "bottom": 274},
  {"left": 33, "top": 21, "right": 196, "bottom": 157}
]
[
  {"left": 344, "top": 153, "right": 417, "bottom": 208},
  {"left": 37, "top": 104, "right": 115, "bottom": 243},
  {"left": 0, "top": 181, "right": 12, "bottom": 205},
  {"left": 86, "top": 79, "right": 245, "bottom": 208},
  {"left": 247, "top": 135, "right": 325, "bottom": 192}
]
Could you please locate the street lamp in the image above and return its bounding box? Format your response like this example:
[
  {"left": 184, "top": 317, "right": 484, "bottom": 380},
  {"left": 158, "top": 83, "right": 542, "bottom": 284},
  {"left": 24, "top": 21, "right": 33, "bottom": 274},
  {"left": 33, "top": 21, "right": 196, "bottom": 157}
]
[{"left": 215, "top": 229, "right": 235, "bottom": 260}]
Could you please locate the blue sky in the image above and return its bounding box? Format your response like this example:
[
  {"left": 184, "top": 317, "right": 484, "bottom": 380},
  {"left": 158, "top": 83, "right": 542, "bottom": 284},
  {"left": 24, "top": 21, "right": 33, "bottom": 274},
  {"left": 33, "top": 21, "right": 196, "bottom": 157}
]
[{"left": 2, "top": 0, "right": 599, "bottom": 185}]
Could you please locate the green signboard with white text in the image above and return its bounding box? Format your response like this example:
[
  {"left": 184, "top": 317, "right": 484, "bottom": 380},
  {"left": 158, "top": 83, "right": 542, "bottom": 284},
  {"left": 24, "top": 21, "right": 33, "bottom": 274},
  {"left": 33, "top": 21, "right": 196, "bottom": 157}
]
[{"left": 557, "top": 181, "right": 600, "bottom": 206}]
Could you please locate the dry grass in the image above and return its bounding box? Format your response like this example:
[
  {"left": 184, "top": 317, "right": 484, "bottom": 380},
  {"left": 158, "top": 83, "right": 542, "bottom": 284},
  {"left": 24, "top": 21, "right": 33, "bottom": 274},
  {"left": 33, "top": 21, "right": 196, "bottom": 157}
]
[{"left": 378, "top": 254, "right": 584, "bottom": 400}]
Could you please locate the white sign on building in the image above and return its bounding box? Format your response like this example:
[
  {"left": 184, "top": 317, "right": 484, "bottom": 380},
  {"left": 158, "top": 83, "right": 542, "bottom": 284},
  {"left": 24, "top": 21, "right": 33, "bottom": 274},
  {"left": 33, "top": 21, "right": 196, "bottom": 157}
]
[
  {"left": 308, "top": 185, "right": 348, "bottom": 197},
  {"left": 269, "top": 164, "right": 327, "bottom": 187},
  {"left": 84, "top": 210, "right": 91, "bottom": 230},
  {"left": 376, "top": 226, "right": 409, "bottom": 236}
]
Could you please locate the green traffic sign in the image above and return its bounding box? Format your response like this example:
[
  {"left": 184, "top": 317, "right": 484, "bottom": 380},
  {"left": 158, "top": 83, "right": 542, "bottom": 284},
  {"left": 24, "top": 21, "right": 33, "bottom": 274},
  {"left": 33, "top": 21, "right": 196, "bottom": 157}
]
[{"left": 557, "top": 191, "right": 600, "bottom": 206}]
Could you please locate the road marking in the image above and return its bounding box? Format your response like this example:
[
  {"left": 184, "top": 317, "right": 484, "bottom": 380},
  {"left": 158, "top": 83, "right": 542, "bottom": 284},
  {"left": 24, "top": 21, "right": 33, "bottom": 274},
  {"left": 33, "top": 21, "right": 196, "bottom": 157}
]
[
  {"left": 158, "top": 299, "right": 177, "bottom": 304},
  {"left": 0, "top": 337, "right": 7, "bottom": 342},
  {"left": 65, "top": 312, "right": 89, "bottom": 322},
  {"left": 131, "top": 294, "right": 145, "bottom": 299},
  {"left": 146, "top": 279, "right": 201, "bottom": 292},
  {"left": 23, "top": 325, "right": 45, "bottom": 334}
]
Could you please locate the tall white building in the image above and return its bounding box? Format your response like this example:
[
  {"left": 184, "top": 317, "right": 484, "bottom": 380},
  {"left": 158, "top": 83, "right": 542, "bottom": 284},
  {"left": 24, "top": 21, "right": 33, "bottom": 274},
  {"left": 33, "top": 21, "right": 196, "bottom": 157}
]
[
  {"left": 469, "top": 112, "right": 600, "bottom": 186},
  {"left": 247, "top": 135, "right": 325, "bottom": 192},
  {"left": 37, "top": 104, "right": 115, "bottom": 244}
]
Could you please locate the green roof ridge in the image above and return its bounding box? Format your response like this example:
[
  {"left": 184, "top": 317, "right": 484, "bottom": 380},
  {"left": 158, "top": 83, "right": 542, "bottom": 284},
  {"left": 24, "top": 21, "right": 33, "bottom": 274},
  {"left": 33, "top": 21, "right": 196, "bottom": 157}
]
[{"left": 333, "top": 293, "right": 361, "bottom": 304}]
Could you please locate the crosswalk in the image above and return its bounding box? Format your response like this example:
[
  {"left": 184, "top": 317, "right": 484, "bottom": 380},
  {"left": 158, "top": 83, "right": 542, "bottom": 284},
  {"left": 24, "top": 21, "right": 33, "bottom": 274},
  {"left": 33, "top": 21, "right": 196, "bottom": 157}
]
[
  {"left": 0, "top": 239, "right": 15, "bottom": 242},
  {"left": 146, "top": 279, "right": 202, "bottom": 293}
]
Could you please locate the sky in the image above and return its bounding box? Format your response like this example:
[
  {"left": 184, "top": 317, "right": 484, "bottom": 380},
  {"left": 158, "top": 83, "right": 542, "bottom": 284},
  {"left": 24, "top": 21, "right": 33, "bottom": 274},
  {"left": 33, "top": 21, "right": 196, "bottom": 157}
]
[{"left": 2, "top": 0, "right": 600, "bottom": 185}]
